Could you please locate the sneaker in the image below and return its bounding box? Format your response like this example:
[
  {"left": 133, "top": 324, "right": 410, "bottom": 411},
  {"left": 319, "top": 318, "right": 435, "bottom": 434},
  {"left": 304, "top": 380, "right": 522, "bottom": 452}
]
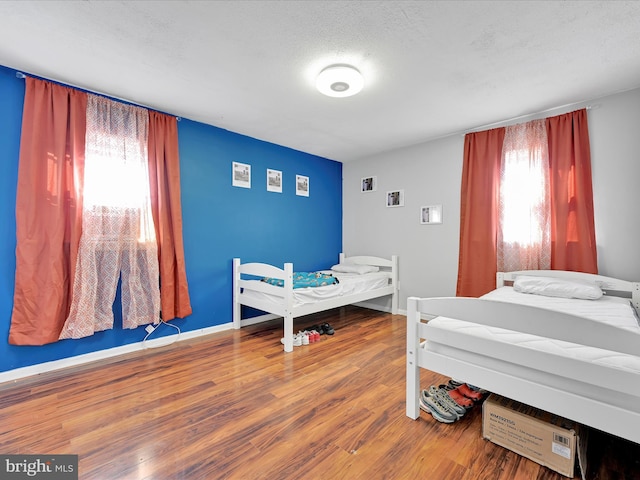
[
  {"left": 448, "top": 379, "right": 487, "bottom": 394},
  {"left": 299, "top": 331, "right": 310, "bottom": 345},
  {"left": 320, "top": 322, "right": 335, "bottom": 335},
  {"left": 280, "top": 334, "right": 303, "bottom": 347},
  {"left": 419, "top": 389, "right": 458, "bottom": 423},
  {"left": 438, "top": 384, "right": 473, "bottom": 410},
  {"left": 447, "top": 382, "right": 483, "bottom": 402},
  {"left": 430, "top": 386, "right": 467, "bottom": 416},
  {"left": 307, "top": 330, "right": 316, "bottom": 343}
]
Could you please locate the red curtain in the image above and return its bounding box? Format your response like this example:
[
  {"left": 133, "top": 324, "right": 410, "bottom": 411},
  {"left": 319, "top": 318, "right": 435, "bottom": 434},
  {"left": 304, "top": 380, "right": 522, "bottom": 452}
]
[
  {"left": 148, "top": 111, "right": 193, "bottom": 321},
  {"left": 546, "top": 109, "right": 598, "bottom": 272},
  {"left": 456, "top": 127, "right": 505, "bottom": 297},
  {"left": 9, "top": 78, "right": 87, "bottom": 345}
]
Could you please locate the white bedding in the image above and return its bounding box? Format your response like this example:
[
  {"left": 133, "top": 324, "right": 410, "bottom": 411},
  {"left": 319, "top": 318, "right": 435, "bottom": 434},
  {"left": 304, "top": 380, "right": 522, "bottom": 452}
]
[
  {"left": 240, "top": 270, "right": 391, "bottom": 308},
  {"left": 424, "top": 287, "right": 640, "bottom": 398}
]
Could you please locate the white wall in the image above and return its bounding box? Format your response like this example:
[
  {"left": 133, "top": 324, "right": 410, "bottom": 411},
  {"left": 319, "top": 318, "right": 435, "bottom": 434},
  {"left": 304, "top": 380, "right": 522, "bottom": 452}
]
[
  {"left": 589, "top": 88, "right": 640, "bottom": 282},
  {"left": 343, "top": 135, "right": 464, "bottom": 312},
  {"left": 343, "top": 87, "right": 640, "bottom": 312}
]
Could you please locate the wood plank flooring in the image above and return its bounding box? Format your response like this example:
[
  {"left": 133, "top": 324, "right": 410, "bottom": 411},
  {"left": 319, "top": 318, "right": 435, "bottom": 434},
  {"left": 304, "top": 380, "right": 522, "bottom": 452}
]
[{"left": 1, "top": 306, "right": 638, "bottom": 479}]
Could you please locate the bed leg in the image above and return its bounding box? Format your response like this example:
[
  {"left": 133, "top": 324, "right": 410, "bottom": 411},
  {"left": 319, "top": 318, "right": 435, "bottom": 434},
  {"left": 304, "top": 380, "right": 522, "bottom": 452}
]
[
  {"left": 233, "top": 258, "right": 241, "bottom": 329},
  {"left": 391, "top": 291, "right": 399, "bottom": 315},
  {"left": 406, "top": 297, "right": 420, "bottom": 420},
  {"left": 283, "top": 313, "right": 293, "bottom": 353},
  {"left": 391, "top": 255, "right": 399, "bottom": 315}
]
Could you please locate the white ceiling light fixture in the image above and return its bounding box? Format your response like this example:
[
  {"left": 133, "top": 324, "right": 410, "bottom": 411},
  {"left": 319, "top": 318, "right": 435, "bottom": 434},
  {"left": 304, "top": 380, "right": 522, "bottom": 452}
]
[{"left": 316, "top": 64, "right": 364, "bottom": 98}]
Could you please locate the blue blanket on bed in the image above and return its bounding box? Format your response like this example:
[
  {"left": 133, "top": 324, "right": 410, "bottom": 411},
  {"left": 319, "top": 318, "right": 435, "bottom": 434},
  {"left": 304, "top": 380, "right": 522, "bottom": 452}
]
[{"left": 262, "top": 272, "right": 339, "bottom": 289}]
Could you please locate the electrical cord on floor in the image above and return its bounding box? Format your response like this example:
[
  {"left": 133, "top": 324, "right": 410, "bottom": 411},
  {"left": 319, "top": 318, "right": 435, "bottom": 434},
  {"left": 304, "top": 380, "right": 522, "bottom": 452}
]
[{"left": 142, "top": 320, "right": 181, "bottom": 349}]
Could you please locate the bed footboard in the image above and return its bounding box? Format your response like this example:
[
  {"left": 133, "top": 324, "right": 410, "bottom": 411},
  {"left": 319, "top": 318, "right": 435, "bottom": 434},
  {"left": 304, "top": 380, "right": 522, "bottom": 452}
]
[{"left": 233, "top": 258, "right": 295, "bottom": 351}]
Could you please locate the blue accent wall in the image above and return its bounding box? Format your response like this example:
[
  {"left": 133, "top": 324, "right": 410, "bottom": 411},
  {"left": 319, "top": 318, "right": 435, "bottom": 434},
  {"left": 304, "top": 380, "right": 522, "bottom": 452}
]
[{"left": 0, "top": 65, "right": 342, "bottom": 373}]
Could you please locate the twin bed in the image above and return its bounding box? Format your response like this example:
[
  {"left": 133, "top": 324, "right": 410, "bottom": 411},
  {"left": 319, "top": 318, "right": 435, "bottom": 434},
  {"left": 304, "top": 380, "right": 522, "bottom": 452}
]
[
  {"left": 233, "top": 253, "right": 398, "bottom": 352},
  {"left": 406, "top": 270, "right": 640, "bottom": 445}
]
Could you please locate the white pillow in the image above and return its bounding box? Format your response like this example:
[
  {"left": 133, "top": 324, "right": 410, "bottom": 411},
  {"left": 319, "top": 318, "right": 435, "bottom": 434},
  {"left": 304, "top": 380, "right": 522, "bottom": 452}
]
[
  {"left": 513, "top": 275, "right": 603, "bottom": 300},
  {"left": 331, "top": 263, "right": 379, "bottom": 275}
]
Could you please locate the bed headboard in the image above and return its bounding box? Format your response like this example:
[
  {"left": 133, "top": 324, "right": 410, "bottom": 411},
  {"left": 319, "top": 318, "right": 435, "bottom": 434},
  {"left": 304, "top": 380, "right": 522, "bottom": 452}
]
[
  {"left": 338, "top": 252, "right": 397, "bottom": 269},
  {"left": 497, "top": 270, "right": 640, "bottom": 315}
]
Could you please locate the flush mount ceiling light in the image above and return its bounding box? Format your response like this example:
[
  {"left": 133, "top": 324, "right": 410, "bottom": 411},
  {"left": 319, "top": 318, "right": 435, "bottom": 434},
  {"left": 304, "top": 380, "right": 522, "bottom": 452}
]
[{"left": 316, "top": 65, "right": 364, "bottom": 98}]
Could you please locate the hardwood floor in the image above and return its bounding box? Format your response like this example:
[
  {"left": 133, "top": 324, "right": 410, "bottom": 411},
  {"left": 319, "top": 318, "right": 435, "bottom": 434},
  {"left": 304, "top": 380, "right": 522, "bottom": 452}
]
[{"left": 1, "top": 306, "right": 638, "bottom": 479}]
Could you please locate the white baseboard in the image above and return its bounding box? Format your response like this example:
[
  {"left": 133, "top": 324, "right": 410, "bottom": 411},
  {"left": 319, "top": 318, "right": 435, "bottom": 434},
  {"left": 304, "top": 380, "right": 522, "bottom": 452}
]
[
  {"left": 353, "top": 300, "right": 407, "bottom": 317},
  {"left": 0, "top": 321, "right": 236, "bottom": 385}
]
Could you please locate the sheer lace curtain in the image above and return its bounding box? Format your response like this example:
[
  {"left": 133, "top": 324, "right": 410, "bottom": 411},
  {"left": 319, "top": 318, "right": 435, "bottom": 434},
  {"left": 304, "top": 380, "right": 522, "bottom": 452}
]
[
  {"left": 59, "top": 95, "right": 161, "bottom": 339},
  {"left": 497, "top": 119, "right": 551, "bottom": 272}
]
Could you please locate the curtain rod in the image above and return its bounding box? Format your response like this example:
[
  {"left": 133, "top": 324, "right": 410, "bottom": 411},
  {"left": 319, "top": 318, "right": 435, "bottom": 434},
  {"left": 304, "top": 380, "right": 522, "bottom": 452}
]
[
  {"left": 462, "top": 103, "right": 596, "bottom": 136},
  {"left": 15, "top": 70, "right": 182, "bottom": 121}
]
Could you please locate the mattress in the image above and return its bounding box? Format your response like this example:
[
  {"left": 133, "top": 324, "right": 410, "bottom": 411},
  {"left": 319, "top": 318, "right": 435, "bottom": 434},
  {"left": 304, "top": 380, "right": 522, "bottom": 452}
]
[
  {"left": 424, "top": 287, "right": 640, "bottom": 404},
  {"left": 240, "top": 270, "right": 391, "bottom": 308}
]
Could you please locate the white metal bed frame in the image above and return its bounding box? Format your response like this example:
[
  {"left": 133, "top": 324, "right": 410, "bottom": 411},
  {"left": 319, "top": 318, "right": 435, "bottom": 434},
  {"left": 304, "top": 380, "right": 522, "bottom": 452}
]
[
  {"left": 233, "top": 253, "right": 399, "bottom": 352},
  {"left": 406, "top": 270, "right": 640, "bottom": 444}
]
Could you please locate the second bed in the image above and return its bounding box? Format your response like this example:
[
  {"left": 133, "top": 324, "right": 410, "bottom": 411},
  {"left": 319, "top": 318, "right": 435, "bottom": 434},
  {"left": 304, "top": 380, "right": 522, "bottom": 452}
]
[
  {"left": 406, "top": 270, "right": 640, "bottom": 444},
  {"left": 233, "top": 253, "right": 399, "bottom": 352}
]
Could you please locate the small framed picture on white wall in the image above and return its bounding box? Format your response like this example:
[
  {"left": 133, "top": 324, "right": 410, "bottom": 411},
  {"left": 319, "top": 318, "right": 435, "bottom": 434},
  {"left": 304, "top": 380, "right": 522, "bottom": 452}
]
[
  {"left": 232, "top": 161, "right": 251, "bottom": 188},
  {"left": 296, "top": 175, "right": 309, "bottom": 197},
  {"left": 267, "top": 169, "right": 282, "bottom": 193},
  {"left": 420, "top": 205, "right": 443, "bottom": 224},
  {"left": 386, "top": 190, "right": 404, "bottom": 207},
  {"left": 361, "top": 176, "right": 377, "bottom": 193}
]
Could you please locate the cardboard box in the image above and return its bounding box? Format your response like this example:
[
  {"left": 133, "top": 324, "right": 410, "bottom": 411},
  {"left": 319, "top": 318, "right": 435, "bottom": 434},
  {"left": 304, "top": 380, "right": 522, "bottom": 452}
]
[{"left": 482, "top": 394, "right": 588, "bottom": 478}]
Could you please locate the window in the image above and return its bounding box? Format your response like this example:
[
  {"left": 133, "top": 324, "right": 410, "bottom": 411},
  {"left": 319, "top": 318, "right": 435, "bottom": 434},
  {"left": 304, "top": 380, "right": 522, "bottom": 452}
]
[
  {"left": 497, "top": 119, "right": 550, "bottom": 271},
  {"left": 59, "top": 95, "right": 160, "bottom": 339},
  {"left": 83, "top": 133, "right": 156, "bottom": 244}
]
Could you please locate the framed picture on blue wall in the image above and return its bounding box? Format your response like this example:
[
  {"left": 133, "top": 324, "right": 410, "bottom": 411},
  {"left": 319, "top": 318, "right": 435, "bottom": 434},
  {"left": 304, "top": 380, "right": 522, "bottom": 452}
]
[
  {"left": 232, "top": 162, "right": 251, "bottom": 188},
  {"left": 267, "top": 169, "right": 282, "bottom": 193},
  {"left": 296, "top": 175, "right": 309, "bottom": 197}
]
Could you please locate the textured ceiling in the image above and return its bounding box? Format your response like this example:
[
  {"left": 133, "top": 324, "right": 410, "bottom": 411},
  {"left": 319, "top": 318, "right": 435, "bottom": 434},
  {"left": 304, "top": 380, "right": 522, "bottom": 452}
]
[{"left": 0, "top": 1, "right": 639, "bottom": 162}]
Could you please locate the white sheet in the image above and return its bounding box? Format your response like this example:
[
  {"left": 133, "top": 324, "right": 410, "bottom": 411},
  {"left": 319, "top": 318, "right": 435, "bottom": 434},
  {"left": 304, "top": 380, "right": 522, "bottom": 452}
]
[
  {"left": 240, "top": 270, "right": 391, "bottom": 308},
  {"left": 424, "top": 287, "right": 640, "bottom": 398}
]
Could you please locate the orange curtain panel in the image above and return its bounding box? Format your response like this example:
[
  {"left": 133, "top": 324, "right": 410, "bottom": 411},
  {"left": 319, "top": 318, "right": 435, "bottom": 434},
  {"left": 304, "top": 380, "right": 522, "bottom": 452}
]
[
  {"left": 9, "top": 78, "right": 87, "bottom": 345},
  {"left": 148, "top": 111, "right": 193, "bottom": 321},
  {"left": 546, "top": 109, "right": 598, "bottom": 273},
  {"left": 456, "top": 127, "right": 505, "bottom": 297}
]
